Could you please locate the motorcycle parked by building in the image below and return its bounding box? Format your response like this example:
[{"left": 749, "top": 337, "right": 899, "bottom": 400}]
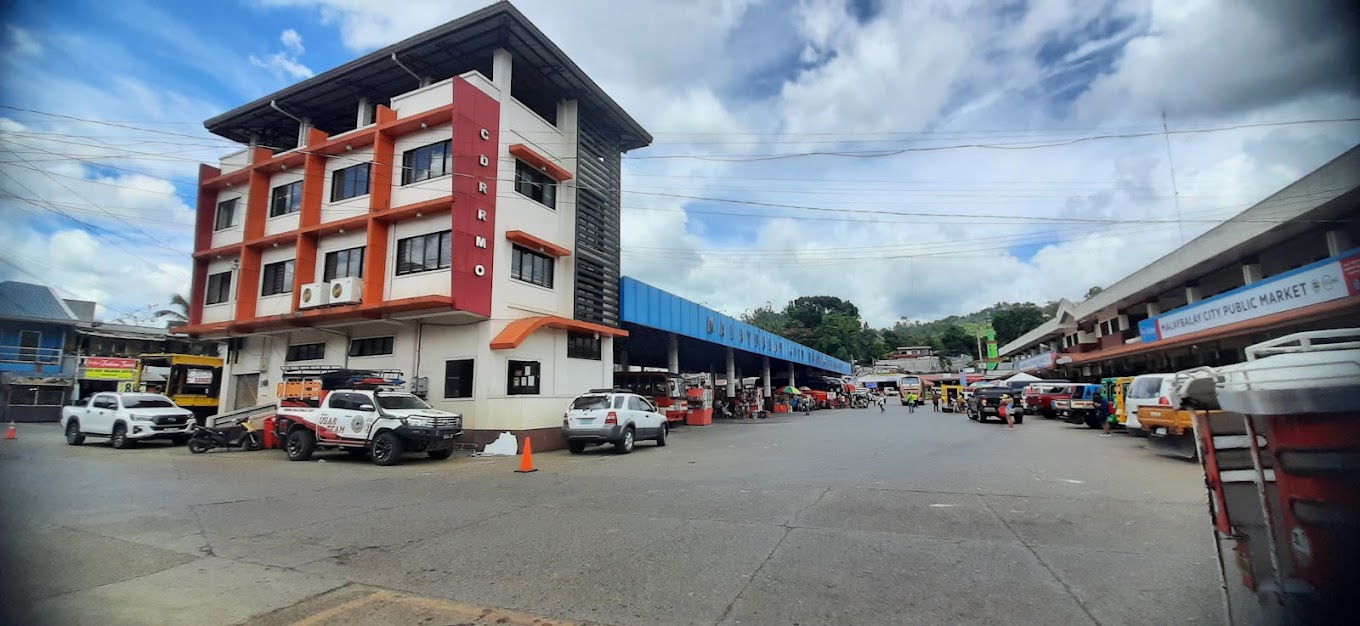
[{"left": 187, "top": 415, "right": 262, "bottom": 453}]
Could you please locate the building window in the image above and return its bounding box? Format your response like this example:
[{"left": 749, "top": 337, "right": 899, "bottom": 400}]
[
  {"left": 348, "top": 336, "right": 394, "bottom": 357},
  {"left": 401, "top": 140, "right": 452, "bottom": 185},
  {"left": 395, "top": 231, "right": 451, "bottom": 275},
  {"left": 17, "top": 330, "right": 41, "bottom": 362},
  {"left": 567, "top": 332, "right": 601, "bottom": 360},
  {"left": 444, "top": 359, "right": 474, "bottom": 399},
  {"left": 261, "top": 260, "right": 294, "bottom": 296},
  {"left": 514, "top": 161, "right": 556, "bottom": 208},
  {"left": 323, "top": 247, "right": 365, "bottom": 281},
  {"left": 285, "top": 342, "right": 325, "bottom": 362},
  {"left": 205, "top": 271, "right": 232, "bottom": 305},
  {"left": 510, "top": 245, "right": 554, "bottom": 288},
  {"left": 330, "top": 163, "right": 371, "bottom": 202},
  {"left": 507, "top": 360, "right": 540, "bottom": 395},
  {"left": 270, "top": 180, "right": 302, "bottom": 217},
  {"left": 214, "top": 198, "right": 238, "bottom": 230}
]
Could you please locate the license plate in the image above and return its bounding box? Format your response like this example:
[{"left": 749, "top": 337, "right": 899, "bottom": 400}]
[
  {"left": 983, "top": 408, "right": 996, "bottom": 413},
  {"left": 1155, "top": 427, "right": 1168, "bottom": 435},
  {"left": 441, "top": 433, "right": 454, "bottom": 440},
  {"left": 577, "top": 418, "right": 594, "bottom": 424}
]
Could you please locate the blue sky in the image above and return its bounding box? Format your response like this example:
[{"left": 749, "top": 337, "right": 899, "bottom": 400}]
[{"left": 1, "top": 0, "right": 1357, "bottom": 326}]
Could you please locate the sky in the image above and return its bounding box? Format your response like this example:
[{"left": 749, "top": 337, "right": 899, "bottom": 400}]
[{"left": 0, "top": 0, "right": 1357, "bottom": 326}]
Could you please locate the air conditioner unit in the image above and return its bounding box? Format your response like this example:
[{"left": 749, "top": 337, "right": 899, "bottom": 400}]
[
  {"left": 329, "top": 277, "right": 362, "bottom": 305},
  {"left": 299, "top": 282, "right": 329, "bottom": 309}
]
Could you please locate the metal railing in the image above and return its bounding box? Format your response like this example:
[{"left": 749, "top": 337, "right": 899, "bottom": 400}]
[{"left": 0, "top": 343, "right": 65, "bottom": 365}]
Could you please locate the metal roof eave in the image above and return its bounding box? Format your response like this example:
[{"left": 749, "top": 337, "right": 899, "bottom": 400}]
[{"left": 204, "top": 1, "right": 651, "bottom": 151}]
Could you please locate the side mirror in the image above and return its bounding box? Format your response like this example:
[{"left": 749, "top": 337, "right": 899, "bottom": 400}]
[{"left": 358, "top": 404, "right": 375, "bottom": 412}]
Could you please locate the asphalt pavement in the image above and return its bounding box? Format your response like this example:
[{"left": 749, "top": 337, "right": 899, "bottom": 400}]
[{"left": 0, "top": 402, "right": 1224, "bottom": 625}]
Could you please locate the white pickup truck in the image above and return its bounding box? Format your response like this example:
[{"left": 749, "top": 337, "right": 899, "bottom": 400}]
[
  {"left": 61, "top": 392, "right": 196, "bottom": 448},
  {"left": 273, "top": 385, "right": 463, "bottom": 466}
]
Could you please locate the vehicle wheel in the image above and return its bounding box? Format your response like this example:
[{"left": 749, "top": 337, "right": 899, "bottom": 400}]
[
  {"left": 1128, "top": 427, "right": 1147, "bottom": 438},
  {"left": 243, "top": 432, "right": 263, "bottom": 451},
  {"left": 656, "top": 424, "right": 668, "bottom": 447},
  {"left": 111, "top": 423, "right": 133, "bottom": 449},
  {"left": 1015, "top": 414, "right": 1024, "bottom": 425},
  {"left": 188, "top": 441, "right": 210, "bottom": 454},
  {"left": 345, "top": 447, "right": 367, "bottom": 459},
  {"left": 171, "top": 435, "right": 190, "bottom": 446},
  {"left": 285, "top": 428, "right": 315, "bottom": 461},
  {"left": 615, "top": 427, "right": 635, "bottom": 454},
  {"left": 1085, "top": 416, "right": 1102, "bottom": 429},
  {"left": 64, "top": 420, "right": 85, "bottom": 446},
  {"left": 567, "top": 441, "right": 586, "bottom": 454},
  {"left": 427, "top": 448, "right": 453, "bottom": 460},
  {"left": 371, "top": 431, "right": 403, "bottom": 466}
]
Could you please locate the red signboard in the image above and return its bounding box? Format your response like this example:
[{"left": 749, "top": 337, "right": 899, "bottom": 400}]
[
  {"left": 83, "top": 357, "right": 137, "bottom": 369},
  {"left": 449, "top": 77, "right": 501, "bottom": 318}
]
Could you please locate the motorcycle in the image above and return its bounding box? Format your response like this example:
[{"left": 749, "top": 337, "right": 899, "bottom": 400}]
[{"left": 187, "top": 415, "right": 262, "bottom": 454}]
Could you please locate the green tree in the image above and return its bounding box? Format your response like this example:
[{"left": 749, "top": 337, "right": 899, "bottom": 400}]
[
  {"left": 154, "top": 293, "right": 191, "bottom": 328},
  {"left": 938, "top": 324, "right": 975, "bottom": 358},
  {"left": 742, "top": 305, "right": 788, "bottom": 333},
  {"left": 1085, "top": 285, "right": 1104, "bottom": 298},
  {"left": 992, "top": 304, "right": 1047, "bottom": 346}
]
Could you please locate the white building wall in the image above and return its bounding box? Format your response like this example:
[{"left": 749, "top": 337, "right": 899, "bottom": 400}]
[
  {"left": 219, "top": 149, "right": 250, "bottom": 174},
  {"left": 390, "top": 77, "right": 454, "bottom": 117},
  {"left": 264, "top": 170, "right": 305, "bottom": 236},
  {"left": 320, "top": 145, "right": 375, "bottom": 224},
  {"left": 201, "top": 256, "right": 240, "bottom": 324},
  {"left": 388, "top": 214, "right": 453, "bottom": 300}
]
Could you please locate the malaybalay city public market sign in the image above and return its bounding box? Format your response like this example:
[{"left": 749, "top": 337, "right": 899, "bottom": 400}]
[{"left": 1139, "top": 249, "right": 1360, "bottom": 343}]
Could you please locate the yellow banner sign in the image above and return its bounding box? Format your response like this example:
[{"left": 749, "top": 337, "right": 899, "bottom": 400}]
[{"left": 85, "top": 368, "right": 136, "bottom": 380}]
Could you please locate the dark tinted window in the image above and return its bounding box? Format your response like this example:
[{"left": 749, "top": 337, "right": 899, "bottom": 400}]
[
  {"left": 1128, "top": 376, "right": 1166, "bottom": 398},
  {"left": 261, "top": 260, "right": 294, "bottom": 296},
  {"left": 330, "top": 163, "right": 371, "bottom": 201},
  {"left": 570, "top": 395, "right": 610, "bottom": 410},
  {"left": 324, "top": 247, "right": 365, "bottom": 281},
  {"left": 375, "top": 393, "right": 429, "bottom": 410},
  {"left": 511, "top": 246, "right": 554, "bottom": 288},
  {"left": 269, "top": 180, "right": 302, "bottom": 217},
  {"left": 206, "top": 271, "right": 232, "bottom": 305},
  {"left": 514, "top": 160, "right": 556, "bottom": 208},
  {"left": 214, "top": 198, "right": 237, "bottom": 230},
  {"left": 401, "top": 140, "right": 452, "bottom": 185},
  {"left": 444, "top": 359, "right": 474, "bottom": 399},
  {"left": 567, "top": 331, "right": 600, "bottom": 360},
  {"left": 122, "top": 396, "right": 175, "bottom": 409},
  {"left": 286, "top": 343, "right": 325, "bottom": 362},
  {"left": 348, "top": 336, "right": 394, "bottom": 357},
  {"left": 508, "top": 360, "right": 540, "bottom": 395},
  {"left": 395, "top": 231, "right": 451, "bottom": 275}
]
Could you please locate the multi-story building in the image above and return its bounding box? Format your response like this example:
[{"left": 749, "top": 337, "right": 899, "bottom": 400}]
[{"left": 175, "top": 3, "right": 652, "bottom": 449}]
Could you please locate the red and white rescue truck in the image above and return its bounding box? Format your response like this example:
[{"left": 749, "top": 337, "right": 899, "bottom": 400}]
[{"left": 270, "top": 366, "right": 463, "bottom": 466}]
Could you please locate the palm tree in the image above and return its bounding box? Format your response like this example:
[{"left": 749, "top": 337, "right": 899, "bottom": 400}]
[{"left": 155, "top": 293, "right": 190, "bottom": 328}]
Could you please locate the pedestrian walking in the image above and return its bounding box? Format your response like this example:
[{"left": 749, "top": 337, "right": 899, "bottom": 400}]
[
  {"left": 877, "top": 393, "right": 886, "bottom": 413},
  {"left": 1000, "top": 393, "right": 1015, "bottom": 430},
  {"left": 906, "top": 392, "right": 917, "bottom": 413},
  {"left": 1098, "top": 393, "right": 1115, "bottom": 436},
  {"left": 931, "top": 391, "right": 940, "bottom": 412}
]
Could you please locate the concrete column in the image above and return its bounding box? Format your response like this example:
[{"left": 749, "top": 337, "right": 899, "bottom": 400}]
[
  {"left": 618, "top": 349, "right": 629, "bottom": 372},
  {"left": 296, "top": 118, "right": 311, "bottom": 148},
  {"left": 788, "top": 362, "right": 796, "bottom": 388},
  {"left": 762, "top": 356, "right": 772, "bottom": 396},
  {"left": 492, "top": 48, "right": 513, "bottom": 95},
  {"left": 1241, "top": 263, "right": 1263, "bottom": 285},
  {"left": 1185, "top": 286, "right": 1202, "bottom": 304},
  {"left": 667, "top": 333, "right": 679, "bottom": 375},
  {"left": 1326, "top": 229, "right": 1351, "bottom": 257},
  {"left": 356, "top": 97, "right": 370, "bottom": 127},
  {"left": 1146, "top": 302, "right": 1161, "bottom": 317},
  {"left": 725, "top": 347, "right": 736, "bottom": 396}
]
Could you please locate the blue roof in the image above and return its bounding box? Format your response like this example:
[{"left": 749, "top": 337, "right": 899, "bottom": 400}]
[
  {"left": 620, "top": 277, "right": 852, "bottom": 375},
  {"left": 0, "top": 281, "right": 78, "bottom": 323}
]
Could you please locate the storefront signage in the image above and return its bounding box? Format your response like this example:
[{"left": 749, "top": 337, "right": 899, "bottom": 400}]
[
  {"left": 82, "top": 357, "right": 138, "bottom": 380},
  {"left": 1139, "top": 249, "right": 1360, "bottom": 343},
  {"left": 1013, "top": 351, "right": 1056, "bottom": 372},
  {"left": 450, "top": 76, "right": 500, "bottom": 318},
  {"left": 185, "top": 368, "right": 214, "bottom": 385}
]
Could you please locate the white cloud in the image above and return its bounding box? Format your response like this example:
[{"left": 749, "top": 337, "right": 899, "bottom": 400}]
[
  {"left": 250, "top": 52, "right": 314, "bottom": 80},
  {"left": 280, "top": 28, "right": 305, "bottom": 54},
  {"left": 5, "top": 25, "right": 41, "bottom": 57}
]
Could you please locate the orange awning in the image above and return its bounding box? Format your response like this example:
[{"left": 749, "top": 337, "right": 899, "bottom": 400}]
[
  {"left": 491, "top": 315, "right": 627, "bottom": 350},
  {"left": 505, "top": 230, "right": 571, "bottom": 257},
  {"left": 508, "top": 144, "right": 573, "bottom": 181}
]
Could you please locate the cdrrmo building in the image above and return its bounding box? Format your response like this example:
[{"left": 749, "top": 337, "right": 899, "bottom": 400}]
[{"left": 177, "top": 3, "right": 652, "bottom": 450}]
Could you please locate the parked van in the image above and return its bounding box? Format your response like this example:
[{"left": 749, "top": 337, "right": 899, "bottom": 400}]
[{"left": 1123, "top": 373, "right": 1183, "bottom": 437}]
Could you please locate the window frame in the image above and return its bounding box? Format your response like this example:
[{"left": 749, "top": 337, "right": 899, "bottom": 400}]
[
  {"left": 260, "top": 260, "right": 295, "bottom": 297},
  {"left": 269, "top": 180, "right": 303, "bottom": 217},
  {"left": 394, "top": 231, "right": 452, "bottom": 276},
  {"left": 507, "top": 359, "right": 540, "bottom": 396},
  {"left": 567, "top": 331, "right": 601, "bottom": 360},
  {"left": 443, "top": 358, "right": 475, "bottom": 399},
  {"left": 510, "top": 245, "right": 554, "bottom": 288},
  {"left": 205, "top": 271, "right": 232, "bottom": 305},
  {"left": 17, "top": 330, "right": 41, "bottom": 362},
  {"left": 214, "top": 198, "right": 238, "bottom": 231},
  {"left": 323, "top": 246, "right": 366, "bottom": 282},
  {"left": 348, "top": 336, "right": 394, "bottom": 358},
  {"left": 330, "top": 162, "right": 372, "bottom": 202},
  {"left": 513, "top": 160, "right": 557, "bottom": 209},
  {"left": 285, "top": 342, "right": 326, "bottom": 362},
  {"left": 401, "top": 140, "right": 453, "bottom": 185}
]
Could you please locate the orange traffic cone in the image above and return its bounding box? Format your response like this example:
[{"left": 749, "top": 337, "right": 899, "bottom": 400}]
[
  {"left": 5, "top": 421, "right": 16, "bottom": 440},
  {"left": 515, "top": 436, "right": 538, "bottom": 473}
]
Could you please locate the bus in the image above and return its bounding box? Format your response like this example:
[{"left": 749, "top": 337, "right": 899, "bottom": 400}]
[
  {"left": 613, "top": 371, "right": 687, "bottom": 423},
  {"left": 897, "top": 375, "right": 924, "bottom": 399}
]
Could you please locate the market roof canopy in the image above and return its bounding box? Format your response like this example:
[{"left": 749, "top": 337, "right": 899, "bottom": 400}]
[{"left": 1004, "top": 372, "right": 1043, "bottom": 382}]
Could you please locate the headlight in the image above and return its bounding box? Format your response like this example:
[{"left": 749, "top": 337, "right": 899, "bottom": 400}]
[
  {"left": 405, "top": 416, "right": 434, "bottom": 427},
  {"left": 129, "top": 413, "right": 155, "bottom": 421}
]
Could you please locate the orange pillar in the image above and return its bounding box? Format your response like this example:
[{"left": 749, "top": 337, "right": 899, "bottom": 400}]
[{"left": 363, "top": 105, "right": 398, "bottom": 306}]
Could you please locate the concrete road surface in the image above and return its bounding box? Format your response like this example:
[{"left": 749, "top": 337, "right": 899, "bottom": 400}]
[{"left": 0, "top": 403, "right": 1224, "bottom": 625}]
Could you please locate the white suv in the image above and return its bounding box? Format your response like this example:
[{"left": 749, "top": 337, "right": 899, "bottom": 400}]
[
  {"left": 1124, "top": 373, "right": 1183, "bottom": 437},
  {"left": 562, "top": 390, "right": 669, "bottom": 454}
]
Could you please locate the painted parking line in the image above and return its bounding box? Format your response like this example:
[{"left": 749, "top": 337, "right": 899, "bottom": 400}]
[{"left": 287, "top": 589, "right": 584, "bottom": 626}]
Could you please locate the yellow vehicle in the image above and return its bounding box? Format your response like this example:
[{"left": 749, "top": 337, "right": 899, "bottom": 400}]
[
  {"left": 1101, "top": 376, "right": 1135, "bottom": 426},
  {"left": 133, "top": 353, "right": 224, "bottom": 422},
  {"left": 1137, "top": 405, "right": 1198, "bottom": 459},
  {"left": 938, "top": 384, "right": 963, "bottom": 412}
]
